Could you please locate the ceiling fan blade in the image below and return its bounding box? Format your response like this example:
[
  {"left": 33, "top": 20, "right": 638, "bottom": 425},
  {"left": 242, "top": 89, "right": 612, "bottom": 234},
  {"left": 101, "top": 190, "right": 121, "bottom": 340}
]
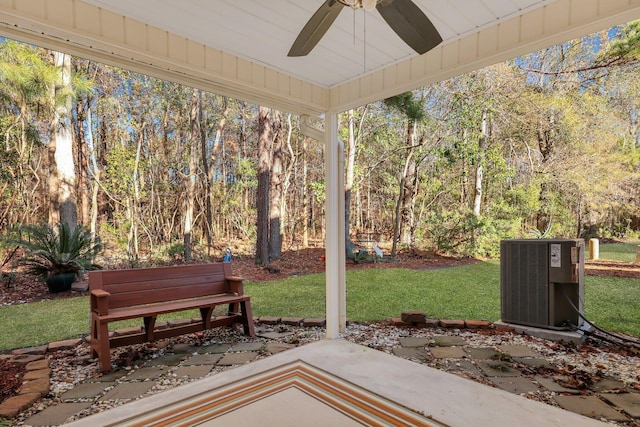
[
  {"left": 288, "top": 0, "right": 344, "bottom": 57},
  {"left": 376, "top": 0, "right": 442, "bottom": 55}
]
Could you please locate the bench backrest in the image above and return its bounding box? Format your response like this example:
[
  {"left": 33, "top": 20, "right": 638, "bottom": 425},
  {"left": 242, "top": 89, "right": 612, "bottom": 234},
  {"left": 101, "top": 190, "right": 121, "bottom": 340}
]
[{"left": 89, "top": 263, "right": 238, "bottom": 310}]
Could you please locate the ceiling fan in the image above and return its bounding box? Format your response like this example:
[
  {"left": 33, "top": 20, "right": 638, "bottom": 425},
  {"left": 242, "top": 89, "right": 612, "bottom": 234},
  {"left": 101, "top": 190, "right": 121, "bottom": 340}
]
[{"left": 288, "top": 0, "right": 442, "bottom": 57}]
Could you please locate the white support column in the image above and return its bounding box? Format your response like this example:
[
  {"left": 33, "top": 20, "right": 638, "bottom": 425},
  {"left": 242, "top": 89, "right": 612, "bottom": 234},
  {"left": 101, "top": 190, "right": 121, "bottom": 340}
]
[{"left": 325, "top": 111, "right": 347, "bottom": 338}]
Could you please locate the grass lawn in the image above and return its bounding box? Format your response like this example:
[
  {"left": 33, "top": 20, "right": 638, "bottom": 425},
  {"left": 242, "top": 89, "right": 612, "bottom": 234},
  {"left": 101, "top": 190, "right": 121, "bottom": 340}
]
[
  {"left": 587, "top": 240, "right": 640, "bottom": 262},
  {"left": 1, "top": 261, "right": 638, "bottom": 351}
]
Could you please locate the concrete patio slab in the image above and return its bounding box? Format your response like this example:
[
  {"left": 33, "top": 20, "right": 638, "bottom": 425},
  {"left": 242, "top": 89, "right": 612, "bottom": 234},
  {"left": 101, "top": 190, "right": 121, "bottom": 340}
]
[{"left": 66, "top": 340, "right": 610, "bottom": 427}]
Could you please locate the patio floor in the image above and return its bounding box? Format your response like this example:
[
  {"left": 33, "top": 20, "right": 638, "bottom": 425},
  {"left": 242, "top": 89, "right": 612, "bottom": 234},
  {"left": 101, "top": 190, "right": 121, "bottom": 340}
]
[{"left": 26, "top": 331, "right": 628, "bottom": 426}]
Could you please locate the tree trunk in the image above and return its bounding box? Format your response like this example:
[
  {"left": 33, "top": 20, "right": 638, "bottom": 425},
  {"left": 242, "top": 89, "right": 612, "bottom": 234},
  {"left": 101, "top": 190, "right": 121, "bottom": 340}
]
[
  {"left": 302, "top": 137, "right": 309, "bottom": 248},
  {"left": 184, "top": 89, "right": 200, "bottom": 262},
  {"left": 473, "top": 109, "right": 488, "bottom": 217},
  {"left": 345, "top": 110, "right": 356, "bottom": 245},
  {"left": 269, "top": 110, "right": 283, "bottom": 260},
  {"left": 256, "top": 106, "right": 272, "bottom": 266},
  {"left": 49, "top": 51, "right": 77, "bottom": 229},
  {"left": 392, "top": 118, "right": 417, "bottom": 256}
]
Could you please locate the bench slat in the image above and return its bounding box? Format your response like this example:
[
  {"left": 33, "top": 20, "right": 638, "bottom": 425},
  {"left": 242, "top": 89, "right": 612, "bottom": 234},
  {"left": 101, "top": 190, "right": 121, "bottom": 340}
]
[
  {"left": 104, "top": 282, "right": 232, "bottom": 309},
  {"left": 96, "top": 294, "right": 249, "bottom": 322}
]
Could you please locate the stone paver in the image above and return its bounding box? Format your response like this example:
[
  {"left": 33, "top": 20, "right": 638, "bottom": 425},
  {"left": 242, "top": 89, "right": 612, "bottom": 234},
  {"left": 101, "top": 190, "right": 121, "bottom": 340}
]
[
  {"left": 592, "top": 377, "right": 627, "bottom": 392},
  {"left": 99, "top": 382, "right": 156, "bottom": 401},
  {"left": 476, "top": 361, "right": 520, "bottom": 377},
  {"left": 172, "top": 365, "right": 212, "bottom": 379},
  {"left": 513, "top": 357, "right": 553, "bottom": 369},
  {"left": 392, "top": 347, "right": 427, "bottom": 360},
  {"left": 497, "top": 344, "right": 542, "bottom": 358},
  {"left": 23, "top": 402, "right": 92, "bottom": 426},
  {"left": 230, "top": 342, "right": 265, "bottom": 352},
  {"left": 25, "top": 359, "right": 50, "bottom": 371},
  {"left": 23, "top": 368, "right": 51, "bottom": 381},
  {"left": 265, "top": 343, "right": 296, "bottom": 354},
  {"left": 125, "top": 366, "right": 168, "bottom": 381},
  {"left": 465, "top": 347, "right": 500, "bottom": 360},
  {"left": 302, "top": 318, "right": 326, "bottom": 327},
  {"left": 61, "top": 382, "right": 115, "bottom": 400},
  {"left": 48, "top": 338, "right": 82, "bottom": 352},
  {"left": 601, "top": 393, "right": 640, "bottom": 418},
  {"left": 429, "top": 346, "right": 466, "bottom": 359},
  {"left": 0, "top": 393, "right": 41, "bottom": 418},
  {"left": 554, "top": 395, "right": 628, "bottom": 421},
  {"left": 258, "top": 331, "right": 295, "bottom": 339},
  {"left": 534, "top": 376, "right": 580, "bottom": 394},
  {"left": 398, "top": 337, "right": 431, "bottom": 348},
  {"left": 281, "top": 317, "right": 303, "bottom": 325},
  {"left": 447, "top": 360, "right": 483, "bottom": 377},
  {"left": 145, "top": 353, "right": 186, "bottom": 366},
  {"left": 12, "top": 346, "right": 47, "bottom": 356},
  {"left": 198, "top": 343, "right": 232, "bottom": 354},
  {"left": 490, "top": 376, "right": 540, "bottom": 395},
  {"left": 432, "top": 335, "right": 467, "bottom": 347},
  {"left": 87, "top": 369, "right": 128, "bottom": 383},
  {"left": 180, "top": 353, "right": 224, "bottom": 366},
  {"left": 439, "top": 319, "right": 465, "bottom": 328},
  {"left": 19, "top": 377, "right": 49, "bottom": 396},
  {"left": 170, "top": 343, "right": 196, "bottom": 354},
  {"left": 218, "top": 351, "right": 259, "bottom": 366}
]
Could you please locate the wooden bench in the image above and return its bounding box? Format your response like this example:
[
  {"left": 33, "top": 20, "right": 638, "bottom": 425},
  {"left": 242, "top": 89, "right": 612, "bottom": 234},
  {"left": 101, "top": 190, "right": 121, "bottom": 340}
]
[{"left": 89, "top": 263, "right": 255, "bottom": 372}]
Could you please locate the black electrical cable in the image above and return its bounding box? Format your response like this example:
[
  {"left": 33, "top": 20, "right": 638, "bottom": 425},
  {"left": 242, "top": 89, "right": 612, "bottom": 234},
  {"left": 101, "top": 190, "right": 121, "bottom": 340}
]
[{"left": 562, "top": 287, "right": 640, "bottom": 348}]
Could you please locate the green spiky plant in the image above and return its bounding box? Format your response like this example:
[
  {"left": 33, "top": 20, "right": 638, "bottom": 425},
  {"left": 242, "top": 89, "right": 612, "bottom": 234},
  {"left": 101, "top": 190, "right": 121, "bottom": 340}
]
[{"left": 12, "top": 223, "right": 102, "bottom": 291}]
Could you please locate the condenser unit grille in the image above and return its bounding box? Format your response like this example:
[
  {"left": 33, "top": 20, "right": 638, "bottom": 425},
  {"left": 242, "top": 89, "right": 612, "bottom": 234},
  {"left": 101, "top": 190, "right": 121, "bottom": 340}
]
[
  {"left": 500, "top": 239, "right": 584, "bottom": 329},
  {"left": 500, "top": 241, "right": 549, "bottom": 327}
]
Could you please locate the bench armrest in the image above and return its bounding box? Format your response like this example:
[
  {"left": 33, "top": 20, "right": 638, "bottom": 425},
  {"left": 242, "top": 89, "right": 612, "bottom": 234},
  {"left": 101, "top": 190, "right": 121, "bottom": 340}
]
[
  {"left": 91, "top": 289, "right": 111, "bottom": 315},
  {"left": 226, "top": 275, "right": 244, "bottom": 295}
]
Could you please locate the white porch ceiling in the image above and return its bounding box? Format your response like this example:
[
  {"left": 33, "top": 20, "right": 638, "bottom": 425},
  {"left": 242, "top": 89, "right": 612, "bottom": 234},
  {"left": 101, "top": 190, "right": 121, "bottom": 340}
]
[
  {"left": 78, "top": 0, "right": 553, "bottom": 88},
  {"left": 0, "top": 0, "right": 639, "bottom": 114}
]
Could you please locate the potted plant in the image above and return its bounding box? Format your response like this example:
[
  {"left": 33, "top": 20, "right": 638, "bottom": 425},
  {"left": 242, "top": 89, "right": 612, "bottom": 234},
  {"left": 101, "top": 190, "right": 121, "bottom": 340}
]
[{"left": 13, "top": 222, "right": 102, "bottom": 293}]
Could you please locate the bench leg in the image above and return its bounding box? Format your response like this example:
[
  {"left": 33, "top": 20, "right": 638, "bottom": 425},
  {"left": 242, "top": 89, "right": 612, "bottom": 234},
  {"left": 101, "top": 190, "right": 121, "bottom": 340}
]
[
  {"left": 239, "top": 300, "right": 255, "bottom": 337},
  {"left": 228, "top": 302, "right": 238, "bottom": 315},
  {"left": 200, "top": 307, "right": 214, "bottom": 329},
  {"left": 93, "top": 320, "right": 111, "bottom": 372},
  {"left": 144, "top": 316, "right": 157, "bottom": 342}
]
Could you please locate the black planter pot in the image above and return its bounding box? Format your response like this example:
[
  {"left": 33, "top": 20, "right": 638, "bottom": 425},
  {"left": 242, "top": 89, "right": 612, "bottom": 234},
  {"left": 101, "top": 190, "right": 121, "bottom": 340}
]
[{"left": 45, "top": 272, "right": 76, "bottom": 293}]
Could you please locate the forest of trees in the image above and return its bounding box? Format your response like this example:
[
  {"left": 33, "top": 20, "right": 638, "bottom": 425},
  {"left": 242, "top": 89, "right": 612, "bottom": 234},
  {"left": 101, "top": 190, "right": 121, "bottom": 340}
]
[{"left": 1, "top": 20, "right": 639, "bottom": 266}]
